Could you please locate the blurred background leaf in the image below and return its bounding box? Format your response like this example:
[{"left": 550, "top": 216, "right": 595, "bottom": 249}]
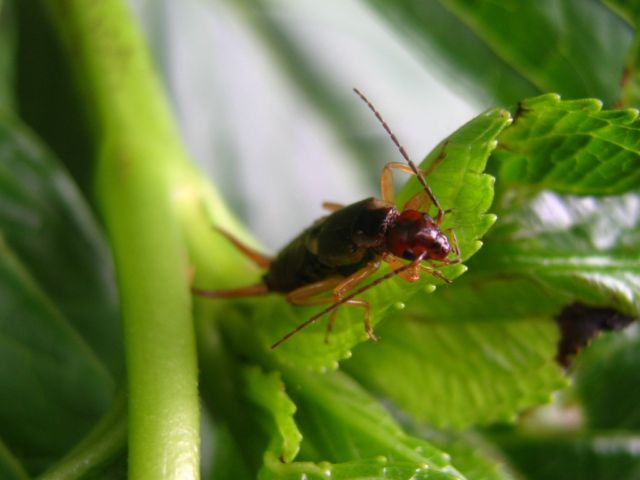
[
  {"left": 0, "top": 118, "right": 120, "bottom": 474},
  {"left": 0, "top": 119, "right": 122, "bottom": 375},
  {"left": 368, "top": 0, "right": 632, "bottom": 107}
]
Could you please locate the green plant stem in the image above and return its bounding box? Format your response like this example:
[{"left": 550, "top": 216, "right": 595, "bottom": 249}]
[{"left": 43, "top": 1, "right": 203, "bottom": 478}]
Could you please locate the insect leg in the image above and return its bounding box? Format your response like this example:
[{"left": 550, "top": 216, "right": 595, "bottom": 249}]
[
  {"left": 380, "top": 162, "right": 414, "bottom": 203},
  {"left": 271, "top": 255, "right": 428, "bottom": 349},
  {"left": 331, "top": 261, "right": 382, "bottom": 342},
  {"left": 322, "top": 201, "right": 345, "bottom": 212},
  {"left": 444, "top": 227, "right": 461, "bottom": 258},
  {"left": 383, "top": 254, "right": 421, "bottom": 282},
  {"left": 192, "top": 283, "right": 269, "bottom": 298},
  {"left": 215, "top": 227, "right": 271, "bottom": 268},
  {"left": 418, "top": 264, "right": 452, "bottom": 284},
  {"left": 380, "top": 162, "right": 445, "bottom": 222},
  {"left": 324, "top": 298, "right": 372, "bottom": 343},
  {"left": 333, "top": 261, "right": 381, "bottom": 298},
  {"left": 274, "top": 277, "right": 350, "bottom": 349},
  {"left": 284, "top": 262, "right": 381, "bottom": 344},
  {"left": 286, "top": 277, "right": 343, "bottom": 306}
]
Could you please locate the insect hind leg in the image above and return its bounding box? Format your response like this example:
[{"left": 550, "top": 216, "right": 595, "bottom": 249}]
[
  {"left": 215, "top": 227, "right": 271, "bottom": 268},
  {"left": 322, "top": 201, "right": 345, "bottom": 212},
  {"left": 325, "top": 298, "right": 375, "bottom": 344},
  {"left": 192, "top": 283, "right": 269, "bottom": 298},
  {"left": 274, "top": 261, "right": 381, "bottom": 348}
]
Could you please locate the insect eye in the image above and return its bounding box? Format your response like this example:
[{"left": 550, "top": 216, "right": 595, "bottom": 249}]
[{"left": 402, "top": 250, "right": 414, "bottom": 260}]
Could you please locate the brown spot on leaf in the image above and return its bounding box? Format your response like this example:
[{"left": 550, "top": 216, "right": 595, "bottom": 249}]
[{"left": 556, "top": 303, "right": 635, "bottom": 368}]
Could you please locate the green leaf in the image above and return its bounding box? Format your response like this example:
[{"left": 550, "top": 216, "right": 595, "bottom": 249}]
[
  {"left": 261, "top": 454, "right": 461, "bottom": 480},
  {"left": 367, "top": 0, "right": 539, "bottom": 106},
  {"left": 251, "top": 108, "right": 511, "bottom": 371},
  {"left": 244, "top": 367, "right": 302, "bottom": 463},
  {"left": 493, "top": 94, "right": 640, "bottom": 194},
  {"left": 259, "top": 369, "right": 465, "bottom": 480},
  {"left": 0, "top": 240, "right": 114, "bottom": 473},
  {"left": 603, "top": 0, "right": 640, "bottom": 25},
  {"left": 369, "top": 1, "right": 631, "bottom": 106},
  {"left": 574, "top": 327, "right": 640, "bottom": 429},
  {"left": 422, "top": 431, "right": 519, "bottom": 480},
  {"left": 481, "top": 95, "right": 640, "bottom": 318},
  {"left": 490, "top": 320, "right": 640, "bottom": 480},
  {"left": 196, "top": 302, "right": 273, "bottom": 478},
  {"left": 476, "top": 192, "right": 640, "bottom": 318},
  {"left": 619, "top": 33, "right": 640, "bottom": 108},
  {"left": 344, "top": 277, "right": 566, "bottom": 428},
  {"left": 495, "top": 432, "right": 640, "bottom": 480},
  {"left": 0, "top": 1, "right": 15, "bottom": 113},
  {"left": 0, "top": 112, "right": 118, "bottom": 476},
  {"left": 0, "top": 117, "right": 123, "bottom": 374},
  {"left": 15, "top": 0, "right": 95, "bottom": 192},
  {"left": 0, "top": 438, "right": 29, "bottom": 480},
  {"left": 38, "top": 392, "right": 127, "bottom": 480},
  {"left": 204, "top": 420, "right": 255, "bottom": 480}
]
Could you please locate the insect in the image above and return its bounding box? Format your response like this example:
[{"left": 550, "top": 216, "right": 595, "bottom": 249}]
[{"left": 193, "top": 88, "right": 460, "bottom": 349}]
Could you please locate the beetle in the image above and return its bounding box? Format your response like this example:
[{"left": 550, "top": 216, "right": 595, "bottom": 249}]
[{"left": 192, "top": 89, "right": 460, "bottom": 349}]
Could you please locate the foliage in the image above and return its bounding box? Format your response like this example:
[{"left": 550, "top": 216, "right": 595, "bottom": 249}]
[{"left": 1, "top": 0, "right": 639, "bottom": 479}]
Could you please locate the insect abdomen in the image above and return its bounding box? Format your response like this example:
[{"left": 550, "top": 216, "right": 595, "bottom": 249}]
[
  {"left": 263, "top": 198, "right": 396, "bottom": 293},
  {"left": 262, "top": 227, "right": 336, "bottom": 292}
]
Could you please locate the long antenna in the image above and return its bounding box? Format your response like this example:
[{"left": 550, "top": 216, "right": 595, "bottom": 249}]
[
  {"left": 270, "top": 252, "right": 427, "bottom": 349},
  {"left": 353, "top": 88, "right": 444, "bottom": 222}
]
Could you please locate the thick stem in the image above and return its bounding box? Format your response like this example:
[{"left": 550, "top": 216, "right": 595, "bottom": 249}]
[{"left": 44, "top": 1, "right": 201, "bottom": 478}]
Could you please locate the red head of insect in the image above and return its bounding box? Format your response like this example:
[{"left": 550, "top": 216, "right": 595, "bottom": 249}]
[{"left": 385, "top": 209, "right": 451, "bottom": 261}]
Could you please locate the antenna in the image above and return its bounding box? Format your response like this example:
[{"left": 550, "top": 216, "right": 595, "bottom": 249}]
[{"left": 353, "top": 88, "right": 444, "bottom": 222}]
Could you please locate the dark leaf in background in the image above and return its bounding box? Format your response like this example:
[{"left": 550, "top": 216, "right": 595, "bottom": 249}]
[
  {"left": 497, "top": 433, "right": 640, "bottom": 480},
  {"left": 369, "top": 0, "right": 632, "bottom": 107},
  {"left": 0, "top": 119, "right": 122, "bottom": 374},
  {"left": 0, "top": 118, "right": 120, "bottom": 473},
  {"left": 0, "top": 241, "right": 114, "bottom": 473},
  {"left": 575, "top": 327, "right": 640, "bottom": 430},
  {"left": 15, "top": 0, "right": 95, "bottom": 196},
  {"left": 0, "top": 1, "right": 15, "bottom": 113}
]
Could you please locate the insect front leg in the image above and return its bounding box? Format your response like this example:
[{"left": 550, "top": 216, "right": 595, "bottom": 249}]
[
  {"left": 384, "top": 253, "right": 452, "bottom": 284},
  {"left": 381, "top": 162, "right": 414, "bottom": 204},
  {"left": 329, "top": 260, "right": 382, "bottom": 342},
  {"left": 380, "top": 161, "right": 445, "bottom": 222},
  {"left": 419, "top": 264, "right": 453, "bottom": 284},
  {"left": 383, "top": 254, "right": 421, "bottom": 282},
  {"left": 444, "top": 227, "right": 461, "bottom": 258}
]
